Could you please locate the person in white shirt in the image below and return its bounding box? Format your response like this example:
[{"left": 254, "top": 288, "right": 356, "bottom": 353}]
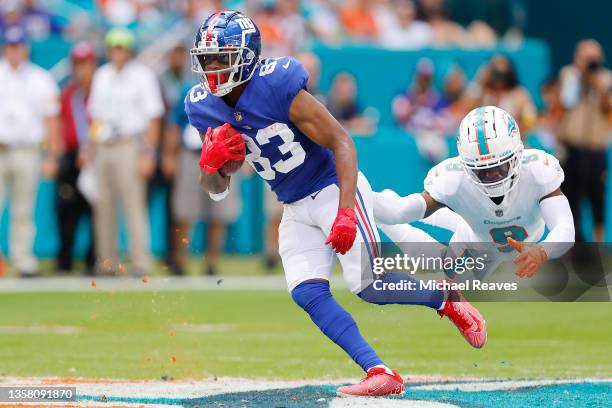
[
  {"left": 380, "top": 0, "right": 433, "bottom": 50},
  {"left": 88, "top": 28, "right": 163, "bottom": 275},
  {"left": 0, "top": 25, "right": 61, "bottom": 276}
]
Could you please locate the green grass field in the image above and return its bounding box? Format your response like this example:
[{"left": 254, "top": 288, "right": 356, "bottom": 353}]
[{"left": 1, "top": 282, "right": 610, "bottom": 381}]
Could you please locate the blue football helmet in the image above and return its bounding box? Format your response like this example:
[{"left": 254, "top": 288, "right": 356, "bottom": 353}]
[{"left": 191, "top": 10, "right": 262, "bottom": 97}]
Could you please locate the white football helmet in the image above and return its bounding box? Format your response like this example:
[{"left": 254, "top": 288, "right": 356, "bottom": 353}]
[{"left": 457, "top": 106, "right": 523, "bottom": 197}]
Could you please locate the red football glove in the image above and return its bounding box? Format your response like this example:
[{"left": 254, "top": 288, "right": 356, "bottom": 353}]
[
  {"left": 199, "top": 123, "right": 245, "bottom": 175},
  {"left": 507, "top": 237, "right": 548, "bottom": 278},
  {"left": 325, "top": 208, "right": 358, "bottom": 255}
]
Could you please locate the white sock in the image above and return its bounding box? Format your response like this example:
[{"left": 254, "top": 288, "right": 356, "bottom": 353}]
[{"left": 370, "top": 364, "right": 394, "bottom": 375}]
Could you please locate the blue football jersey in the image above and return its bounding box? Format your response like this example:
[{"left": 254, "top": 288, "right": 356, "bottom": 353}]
[{"left": 185, "top": 56, "right": 337, "bottom": 203}]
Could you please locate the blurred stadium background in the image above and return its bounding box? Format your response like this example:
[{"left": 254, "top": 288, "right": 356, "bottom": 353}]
[
  {"left": 0, "top": 0, "right": 610, "bottom": 278},
  {"left": 0, "top": 2, "right": 611, "bottom": 405}
]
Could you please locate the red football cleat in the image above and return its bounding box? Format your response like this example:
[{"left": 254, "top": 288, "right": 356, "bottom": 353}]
[
  {"left": 336, "top": 367, "right": 405, "bottom": 397},
  {"left": 438, "top": 289, "right": 487, "bottom": 348}
]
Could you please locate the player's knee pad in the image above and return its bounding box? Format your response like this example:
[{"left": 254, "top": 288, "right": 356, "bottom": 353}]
[{"left": 291, "top": 281, "right": 356, "bottom": 341}]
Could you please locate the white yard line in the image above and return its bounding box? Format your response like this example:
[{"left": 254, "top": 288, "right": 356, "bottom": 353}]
[
  {"left": 1, "top": 376, "right": 610, "bottom": 408},
  {"left": 2, "top": 376, "right": 610, "bottom": 396},
  {"left": 0, "top": 325, "right": 81, "bottom": 334}
]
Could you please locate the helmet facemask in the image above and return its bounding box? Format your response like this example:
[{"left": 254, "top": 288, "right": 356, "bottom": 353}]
[
  {"left": 190, "top": 45, "right": 258, "bottom": 97},
  {"left": 462, "top": 145, "right": 523, "bottom": 198}
]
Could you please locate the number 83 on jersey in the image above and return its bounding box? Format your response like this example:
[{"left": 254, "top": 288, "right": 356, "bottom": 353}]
[{"left": 242, "top": 122, "right": 306, "bottom": 181}]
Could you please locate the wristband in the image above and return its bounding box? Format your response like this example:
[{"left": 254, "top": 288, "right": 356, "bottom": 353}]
[{"left": 209, "top": 188, "right": 229, "bottom": 202}]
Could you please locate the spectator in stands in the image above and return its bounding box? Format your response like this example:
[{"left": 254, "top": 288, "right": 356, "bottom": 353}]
[
  {"left": 0, "top": 1, "right": 26, "bottom": 36},
  {"left": 254, "top": 0, "right": 306, "bottom": 57},
  {"left": 253, "top": 3, "right": 285, "bottom": 57},
  {"left": 88, "top": 28, "right": 163, "bottom": 275},
  {"left": 327, "top": 72, "right": 375, "bottom": 136},
  {"left": 370, "top": 0, "right": 395, "bottom": 38},
  {"left": 466, "top": 20, "right": 497, "bottom": 48},
  {"left": 296, "top": 51, "right": 326, "bottom": 104},
  {"left": 304, "top": 0, "right": 342, "bottom": 44},
  {"left": 56, "top": 42, "right": 98, "bottom": 275},
  {"left": 163, "top": 86, "right": 242, "bottom": 276},
  {"left": 0, "top": 0, "right": 64, "bottom": 41},
  {"left": 190, "top": 0, "right": 224, "bottom": 24},
  {"left": 101, "top": 0, "right": 138, "bottom": 27},
  {"left": 417, "top": 0, "right": 466, "bottom": 46},
  {"left": 435, "top": 64, "right": 468, "bottom": 134},
  {"left": 469, "top": 55, "right": 537, "bottom": 134},
  {"left": 442, "top": 64, "right": 468, "bottom": 118},
  {"left": 392, "top": 58, "right": 450, "bottom": 161},
  {"left": 380, "top": 0, "right": 432, "bottom": 50},
  {"left": 339, "top": 0, "right": 377, "bottom": 40},
  {"left": 276, "top": 0, "right": 307, "bottom": 55},
  {"left": 0, "top": 26, "right": 61, "bottom": 277},
  {"left": 21, "top": 0, "right": 64, "bottom": 39},
  {"left": 558, "top": 39, "right": 611, "bottom": 242},
  {"left": 159, "top": 44, "right": 190, "bottom": 275},
  {"left": 535, "top": 77, "right": 564, "bottom": 150}
]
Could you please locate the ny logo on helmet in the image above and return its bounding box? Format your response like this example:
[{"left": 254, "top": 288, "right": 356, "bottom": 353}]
[{"left": 236, "top": 17, "right": 255, "bottom": 30}]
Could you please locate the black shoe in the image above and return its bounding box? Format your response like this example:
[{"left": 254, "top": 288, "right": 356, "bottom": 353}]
[{"left": 206, "top": 265, "right": 217, "bottom": 276}]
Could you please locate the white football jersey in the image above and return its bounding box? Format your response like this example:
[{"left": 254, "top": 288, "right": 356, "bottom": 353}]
[{"left": 424, "top": 149, "right": 564, "bottom": 253}]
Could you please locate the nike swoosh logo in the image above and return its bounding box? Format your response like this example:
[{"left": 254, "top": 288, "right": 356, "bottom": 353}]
[
  {"left": 310, "top": 190, "right": 322, "bottom": 200},
  {"left": 466, "top": 311, "right": 484, "bottom": 332},
  {"left": 282, "top": 60, "right": 291, "bottom": 69},
  {"left": 367, "top": 380, "right": 390, "bottom": 395}
]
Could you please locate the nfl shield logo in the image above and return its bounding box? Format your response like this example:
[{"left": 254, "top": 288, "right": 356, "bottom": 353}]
[
  {"left": 234, "top": 111, "right": 243, "bottom": 121},
  {"left": 495, "top": 209, "right": 504, "bottom": 217}
]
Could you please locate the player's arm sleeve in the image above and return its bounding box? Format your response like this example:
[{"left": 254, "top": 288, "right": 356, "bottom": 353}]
[
  {"left": 535, "top": 152, "right": 565, "bottom": 199},
  {"left": 373, "top": 189, "right": 427, "bottom": 225},
  {"left": 423, "top": 163, "right": 450, "bottom": 206},
  {"left": 421, "top": 208, "right": 462, "bottom": 233},
  {"left": 539, "top": 195, "right": 575, "bottom": 259},
  {"left": 272, "top": 57, "right": 309, "bottom": 121}
]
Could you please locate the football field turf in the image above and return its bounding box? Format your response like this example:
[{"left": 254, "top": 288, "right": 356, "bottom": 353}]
[
  {"left": 0, "top": 287, "right": 610, "bottom": 380},
  {"left": 0, "top": 258, "right": 610, "bottom": 406}
]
